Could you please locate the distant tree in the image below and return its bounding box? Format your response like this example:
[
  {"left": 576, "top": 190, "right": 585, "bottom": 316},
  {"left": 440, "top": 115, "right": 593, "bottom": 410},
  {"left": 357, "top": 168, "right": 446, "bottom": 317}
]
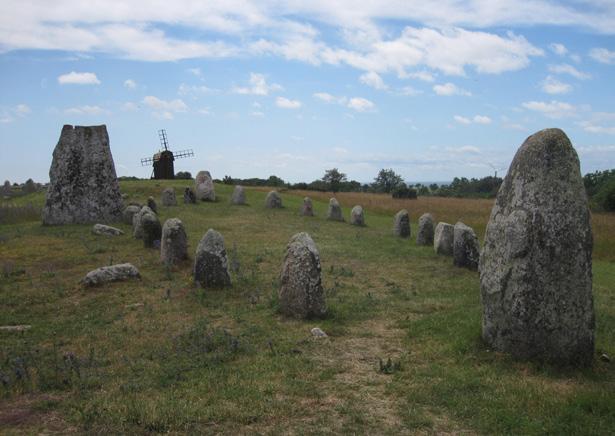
[
  {"left": 175, "top": 171, "right": 192, "bottom": 180},
  {"left": 23, "top": 178, "right": 37, "bottom": 194},
  {"left": 222, "top": 175, "right": 234, "bottom": 185},
  {"left": 267, "top": 175, "right": 286, "bottom": 187},
  {"left": 392, "top": 185, "right": 417, "bottom": 199},
  {"left": 372, "top": 168, "right": 404, "bottom": 193},
  {"left": 429, "top": 183, "right": 439, "bottom": 192},
  {"left": 595, "top": 176, "right": 615, "bottom": 211},
  {"left": 322, "top": 168, "right": 347, "bottom": 193}
]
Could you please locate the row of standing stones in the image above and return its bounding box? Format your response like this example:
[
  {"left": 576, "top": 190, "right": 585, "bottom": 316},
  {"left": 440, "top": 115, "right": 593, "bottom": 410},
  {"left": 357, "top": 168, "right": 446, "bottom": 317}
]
[{"left": 44, "top": 124, "right": 593, "bottom": 365}]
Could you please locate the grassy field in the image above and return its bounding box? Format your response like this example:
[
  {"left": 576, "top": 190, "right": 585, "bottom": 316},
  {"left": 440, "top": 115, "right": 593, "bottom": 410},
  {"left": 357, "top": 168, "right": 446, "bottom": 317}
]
[{"left": 1, "top": 180, "right": 614, "bottom": 434}]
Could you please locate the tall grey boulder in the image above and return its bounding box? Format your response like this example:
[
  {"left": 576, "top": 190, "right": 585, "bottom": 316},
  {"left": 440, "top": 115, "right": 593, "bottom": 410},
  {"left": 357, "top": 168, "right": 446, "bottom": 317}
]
[
  {"left": 434, "top": 222, "right": 454, "bottom": 255},
  {"left": 279, "top": 232, "right": 326, "bottom": 319},
  {"left": 231, "top": 185, "right": 246, "bottom": 205},
  {"left": 132, "top": 206, "right": 155, "bottom": 239},
  {"left": 142, "top": 212, "right": 162, "bottom": 248},
  {"left": 350, "top": 205, "right": 365, "bottom": 226},
  {"left": 300, "top": 197, "right": 314, "bottom": 216},
  {"left": 42, "top": 125, "right": 123, "bottom": 225},
  {"left": 480, "top": 128, "right": 594, "bottom": 365},
  {"left": 265, "top": 191, "right": 282, "bottom": 208},
  {"left": 183, "top": 187, "right": 196, "bottom": 204},
  {"left": 194, "top": 229, "right": 231, "bottom": 288},
  {"left": 195, "top": 171, "right": 216, "bottom": 201},
  {"left": 453, "top": 222, "right": 480, "bottom": 270},
  {"left": 393, "top": 209, "right": 410, "bottom": 238},
  {"left": 416, "top": 213, "right": 434, "bottom": 246},
  {"left": 2, "top": 180, "right": 11, "bottom": 197},
  {"left": 326, "top": 198, "right": 344, "bottom": 221},
  {"left": 161, "top": 218, "right": 188, "bottom": 266},
  {"left": 161, "top": 187, "right": 177, "bottom": 206},
  {"left": 122, "top": 204, "right": 141, "bottom": 225}
]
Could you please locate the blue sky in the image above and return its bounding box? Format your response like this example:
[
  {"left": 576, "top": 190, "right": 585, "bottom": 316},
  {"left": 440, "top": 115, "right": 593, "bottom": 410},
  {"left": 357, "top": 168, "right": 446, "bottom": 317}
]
[{"left": 1, "top": 1, "right": 614, "bottom": 184}]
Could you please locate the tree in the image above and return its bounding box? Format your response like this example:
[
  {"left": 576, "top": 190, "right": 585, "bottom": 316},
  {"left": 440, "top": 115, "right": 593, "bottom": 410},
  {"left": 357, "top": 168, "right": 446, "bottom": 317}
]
[
  {"left": 222, "top": 175, "right": 234, "bottom": 185},
  {"left": 322, "top": 168, "right": 347, "bottom": 193},
  {"left": 175, "top": 171, "right": 192, "bottom": 179},
  {"left": 372, "top": 168, "right": 404, "bottom": 193}
]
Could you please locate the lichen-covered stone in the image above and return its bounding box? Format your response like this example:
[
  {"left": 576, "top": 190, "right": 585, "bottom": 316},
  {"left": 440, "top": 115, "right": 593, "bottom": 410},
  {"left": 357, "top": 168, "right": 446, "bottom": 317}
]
[
  {"left": 480, "top": 128, "right": 594, "bottom": 365},
  {"left": 416, "top": 213, "right": 434, "bottom": 246},
  {"left": 300, "top": 197, "right": 314, "bottom": 216},
  {"left": 231, "top": 185, "right": 246, "bottom": 205},
  {"left": 183, "top": 187, "right": 196, "bottom": 204},
  {"left": 92, "top": 223, "right": 123, "bottom": 236},
  {"left": 393, "top": 209, "right": 410, "bottom": 237},
  {"left": 160, "top": 218, "right": 188, "bottom": 266},
  {"left": 265, "top": 191, "right": 282, "bottom": 208},
  {"left": 453, "top": 222, "right": 480, "bottom": 270},
  {"left": 326, "top": 198, "right": 344, "bottom": 221},
  {"left": 82, "top": 263, "right": 140, "bottom": 286},
  {"left": 122, "top": 204, "right": 141, "bottom": 225},
  {"left": 42, "top": 125, "right": 123, "bottom": 225},
  {"left": 350, "top": 205, "right": 365, "bottom": 226},
  {"left": 147, "top": 196, "right": 158, "bottom": 214},
  {"left": 195, "top": 170, "right": 216, "bottom": 201},
  {"left": 434, "top": 222, "right": 454, "bottom": 255},
  {"left": 132, "top": 206, "right": 155, "bottom": 239},
  {"left": 142, "top": 212, "right": 162, "bottom": 248},
  {"left": 161, "top": 187, "right": 177, "bottom": 206},
  {"left": 193, "top": 229, "right": 231, "bottom": 288},
  {"left": 279, "top": 232, "right": 326, "bottom": 319}
]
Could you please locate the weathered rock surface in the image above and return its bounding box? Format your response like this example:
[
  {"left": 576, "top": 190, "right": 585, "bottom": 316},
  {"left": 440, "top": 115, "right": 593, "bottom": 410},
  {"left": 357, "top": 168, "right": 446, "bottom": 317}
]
[
  {"left": 279, "top": 232, "right": 326, "bottom": 319},
  {"left": 183, "top": 187, "right": 196, "bottom": 204},
  {"left": 453, "top": 222, "right": 480, "bottom": 270},
  {"left": 92, "top": 223, "right": 124, "bottom": 236},
  {"left": 1, "top": 180, "right": 11, "bottom": 197},
  {"left": 416, "top": 213, "right": 434, "bottom": 246},
  {"left": 326, "top": 198, "right": 344, "bottom": 221},
  {"left": 160, "top": 218, "right": 188, "bottom": 266},
  {"left": 393, "top": 209, "right": 410, "bottom": 237},
  {"left": 147, "top": 196, "right": 158, "bottom": 214},
  {"left": 142, "top": 212, "right": 162, "bottom": 248},
  {"left": 311, "top": 327, "right": 328, "bottom": 338},
  {"left": 122, "top": 204, "right": 141, "bottom": 225},
  {"left": 132, "top": 206, "right": 155, "bottom": 239},
  {"left": 231, "top": 185, "right": 246, "bottom": 205},
  {"left": 300, "top": 197, "right": 314, "bottom": 216},
  {"left": 82, "top": 263, "right": 140, "bottom": 286},
  {"left": 194, "top": 229, "right": 231, "bottom": 288},
  {"left": 265, "top": 191, "right": 282, "bottom": 208},
  {"left": 42, "top": 125, "right": 123, "bottom": 225},
  {"left": 195, "top": 171, "right": 216, "bottom": 201},
  {"left": 480, "top": 128, "right": 594, "bottom": 365},
  {"left": 350, "top": 205, "right": 365, "bottom": 226},
  {"left": 161, "top": 187, "right": 177, "bottom": 206},
  {"left": 434, "top": 222, "right": 454, "bottom": 255}
]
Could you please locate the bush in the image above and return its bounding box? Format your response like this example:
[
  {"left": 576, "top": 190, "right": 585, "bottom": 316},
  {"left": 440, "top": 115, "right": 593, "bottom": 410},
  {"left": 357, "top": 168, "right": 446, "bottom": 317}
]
[
  {"left": 391, "top": 186, "right": 417, "bottom": 199},
  {"left": 175, "top": 171, "right": 192, "bottom": 180},
  {"left": 595, "top": 177, "right": 615, "bottom": 211}
]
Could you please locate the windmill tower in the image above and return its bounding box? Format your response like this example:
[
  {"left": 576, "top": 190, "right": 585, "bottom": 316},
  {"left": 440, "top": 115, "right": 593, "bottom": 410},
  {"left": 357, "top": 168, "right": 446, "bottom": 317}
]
[{"left": 140, "top": 129, "right": 194, "bottom": 179}]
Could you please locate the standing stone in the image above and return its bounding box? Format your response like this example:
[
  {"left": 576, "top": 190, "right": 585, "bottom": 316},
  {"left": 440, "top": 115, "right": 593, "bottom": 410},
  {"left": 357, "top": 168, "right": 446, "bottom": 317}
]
[
  {"left": 161, "top": 187, "right": 177, "bottom": 206},
  {"left": 194, "top": 229, "right": 231, "bottom": 288},
  {"left": 132, "top": 206, "right": 155, "bottom": 239},
  {"left": 453, "top": 222, "right": 480, "bottom": 270},
  {"left": 265, "top": 191, "right": 282, "bottom": 208},
  {"left": 393, "top": 209, "right": 410, "bottom": 238},
  {"left": 2, "top": 180, "right": 11, "bottom": 197},
  {"left": 416, "top": 213, "right": 434, "bottom": 246},
  {"left": 326, "top": 198, "right": 344, "bottom": 221},
  {"left": 231, "top": 185, "right": 246, "bottom": 205},
  {"left": 480, "top": 128, "right": 594, "bottom": 365},
  {"left": 160, "top": 218, "right": 188, "bottom": 266},
  {"left": 147, "top": 196, "right": 158, "bottom": 214},
  {"left": 122, "top": 204, "right": 141, "bottom": 225},
  {"left": 350, "top": 205, "right": 365, "bottom": 226},
  {"left": 434, "top": 222, "right": 454, "bottom": 255},
  {"left": 195, "top": 170, "right": 216, "bottom": 201},
  {"left": 183, "top": 187, "right": 196, "bottom": 204},
  {"left": 142, "top": 212, "right": 162, "bottom": 248},
  {"left": 42, "top": 125, "right": 123, "bottom": 225},
  {"left": 300, "top": 197, "right": 314, "bottom": 216},
  {"left": 279, "top": 232, "right": 326, "bottom": 319}
]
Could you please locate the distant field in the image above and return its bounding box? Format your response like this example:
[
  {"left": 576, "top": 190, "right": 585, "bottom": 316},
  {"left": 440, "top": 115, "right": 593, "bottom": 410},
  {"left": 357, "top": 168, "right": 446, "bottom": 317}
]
[{"left": 1, "top": 181, "right": 614, "bottom": 434}]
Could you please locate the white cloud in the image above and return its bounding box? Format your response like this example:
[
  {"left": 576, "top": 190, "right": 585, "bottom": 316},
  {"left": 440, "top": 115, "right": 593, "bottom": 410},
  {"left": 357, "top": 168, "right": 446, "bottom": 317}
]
[
  {"left": 401, "top": 70, "right": 435, "bottom": 82},
  {"left": 549, "top": 43, "right": 568, "bottom": 56},
  {"left": 589, "top": 47, "right": 615, "bottom": 65},
  {"left": 143, "top": 95, "right": 188, "bottom": 119},
  {"left": 359, "top": 71, "right": 387, "bottom": 90},
  {"left": 251, "top": 111, "right": 265, "bottom": 117},
  {"left": 14, "top": 104, "right": 30, "bottom": 116},
  {"left": 541, "top": 75, "right": 572, "bottom": 94},
  {"left": 399, "top": 86, "right": 421, "bottom": 96},
  {"left": 124, "top": 79, "right": 136, "bottom": 89},
  {"left": 121, "top": 102, "right": 138, "bottom": 111},
  {"left": 433, "top": 82, "right": 471, "bottom": 96},
  {"left": 57, "top": 71, "right": 100, "bottom": 85},
  {"left": 313, "top": 92, "right": 347, "bottom": 104},
  {"left": 64, "top": 105, "right": 108, "bottom": 115},
  {"left": 447, "top": 145, "right": 481, "bottom": 154},
  {"left": 276, "top": 97, "right": 302, "bottom": 109},
  {"left": 178, "top": 83, "right": 216, "bottom": 96},
  {"left": 198, "top": 107, "right": 212, "bottom": 116},
  {"left": 522, "top": 100, "right": 577, "bottom": 119},
  {"left": 578, "top": 112, "right": 615, "bottom": 135},
  {"left": 454, "top": 115, "right": 471, "bottom": 124},
  {"left": 347, "top": 97, "right": 375, "bottom": 112},
  {"left": 187, "top": 67, "right": 202, "bottom": 76},
  {"left": 548, "top": 64, "right": 591, "bottom": 80},
  {"left": 0, "top": 104, "right": 31, "bottom": 123},
  {"left": 454, "top": 114, "right": 491, "bottom": 125},
  {"left": 232, "top": 73, "right": 282, "bottom": 95}
]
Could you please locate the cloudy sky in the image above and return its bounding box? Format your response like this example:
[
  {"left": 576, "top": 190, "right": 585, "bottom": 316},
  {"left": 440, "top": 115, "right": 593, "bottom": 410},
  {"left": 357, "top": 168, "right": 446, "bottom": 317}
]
[{"left": 1, "top": 1, "right": 614, "bottom": 184}]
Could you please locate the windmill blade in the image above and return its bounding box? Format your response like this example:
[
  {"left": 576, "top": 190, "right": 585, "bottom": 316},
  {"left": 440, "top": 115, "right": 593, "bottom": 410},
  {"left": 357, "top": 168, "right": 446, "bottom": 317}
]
[
  {"left": 173, "top": 149, "right": 195, "bottom": 159},
  {"left": 141, "top": 157, "right": 155, "bottom": 166}
]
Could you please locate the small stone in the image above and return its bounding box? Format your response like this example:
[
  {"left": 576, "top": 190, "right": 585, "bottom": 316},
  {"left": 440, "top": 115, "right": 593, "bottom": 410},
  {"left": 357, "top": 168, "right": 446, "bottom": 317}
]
[
  {"left": 183, "top": 187, "right": 197, "bottom": 204},
  {"left": 600, "top": 353, "right": 611, "bottom": 363},
  {"left": 300, "top": 197, "right": 314, "bottom": 216},
  {"left": 161, "top": 187, "right": 177, "bottom": 206},
  {"left": 82, "top": 263, "right": 140, "bottom": 286},
  {"left": 195, "top": 170, "right": 216, "bottom": 201},
  {"left": 326, "top": 198, "right": 344, "bottom": 222},
  {"left": 350, "top": 205, "right": 365, "bottom": 226},
  {"left": 193, "top": 229, "right": 231, "bottom": 288},
  {"left": 160, "top": 218, "right": 188, "bottom": 266},
  {"left": 434, "top": 222, "right": 454, "bottom": 255},
  {"left": 147, "top": 196, "right": 158, "bottom": 214},
  {"left": 265, "top": 191, "right": 282, "bottom": 208},
  {"left": 416, "top": 213, "right": 434, "bottom": 246},
  {"left": 453, "top": 221, "right": 480, "bottom": 270},
  {"left": 0, "top": 325, "right": 31, "bottom": 332},
  {"left": 393, "top": 209, "right": 410, "bottom": 238},
  {"left": 132, "top": 206, "right": 155, "bottom": 239},
  {"left": 311, "top": 327, "right": 328, "bottom": 338},
  {"left": 142, "top": 212, "right": 162, "bottom": 248},
  {"left": 231, "top": 185, "right": 246, "bottom": 205},
  {"left": 92, "top": 224, "right": 124, "bottom": 236},
  {"left": 122, "top": 205, "right": 141, "bottom": 225}
]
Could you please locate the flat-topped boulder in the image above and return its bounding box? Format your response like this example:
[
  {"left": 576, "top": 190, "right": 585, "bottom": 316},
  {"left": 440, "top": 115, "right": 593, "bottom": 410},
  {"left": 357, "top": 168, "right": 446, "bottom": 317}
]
[
  {"left": 326, "top": 198, "right": 344, "bottom": 221},
  {"left": 161, "top": 187, "right": 177, "bottom": 206},
  {"left": 122, "top": 204, "right": 141, "bottom": 225},
  {"left": 453, "top": 221, "right": 480, "bottom": 270},
  {"left": 231, "top": 185, "right": 246, "bottom": 205},
  {"left": 434, "top": 222, "right": 454, "bottom": 255},
  {"left": 195, "top": 170, "right": 216, "bottom": 201},
  {"left": 416, "top": 213, "right": 434, "bottom": 246},
  {"left": 393, "top": 210, "right": 410, "bottom": 237},
  {"left": 82, "top": 263, "right": 140, "bottom": 287}
]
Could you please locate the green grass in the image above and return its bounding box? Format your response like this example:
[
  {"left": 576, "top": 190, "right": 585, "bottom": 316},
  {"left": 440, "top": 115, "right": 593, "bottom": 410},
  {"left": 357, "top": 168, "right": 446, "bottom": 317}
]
[{"left": 0, "top": 180, "right": 614, "bottom": 434}]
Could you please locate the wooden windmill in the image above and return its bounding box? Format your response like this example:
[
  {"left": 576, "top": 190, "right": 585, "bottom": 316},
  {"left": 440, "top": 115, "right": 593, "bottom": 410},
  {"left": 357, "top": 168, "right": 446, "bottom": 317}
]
[{"left": 140, "top": 129, "right": 194, "bottom": 179}]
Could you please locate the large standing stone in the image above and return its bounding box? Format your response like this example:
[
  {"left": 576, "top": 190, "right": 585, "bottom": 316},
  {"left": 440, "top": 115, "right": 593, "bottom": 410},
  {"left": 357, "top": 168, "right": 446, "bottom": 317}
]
[
  {"left": 147, "top": 196, "right": 158, "bottom": 214},
  {"left": 82, "top": 263, "right": 140, "bottom": 286},
  {"left": 142, "top": 212, "right": 162, "bottom": 248},
  {"left": 350, "top": 205, "right": 365, "bottom": 226},
  {"left": 300, "top": 197, "right": 314, "bottom": 216},
  {"left": 161, "top": 187, "right": 177, "bottom": 206},
  {"left": 279, "top": 232, "right": 326, "bottom": 319},
  {"left": 183, "top": 187, "right": 196, "bottom": 204},
  {"left": 265, "top": 191, "right": 282, "bottom": 208},
  {"left": 453, "top": 222, "right": 480, "bottom": 270},
  {"left": 393, "top": 209, "right": 410, "bottom": 238},
  {"left": 161, "top": 218, "right": 188, "bottom": 266},
  {"left": 42, "top": 125, "right": 123, "bottom": 225},
  {"left": 480, "top": 128, "right": 594, "bottom": 365},
  {"left": 434, "top": 222, "right": 454, "bottom": 255},
  {"left": 416, "top": 213, "right": 434, "bottom": 246},
  {"left": 195, "top": 170, "right": 216, "bottom": 201},
  {"left": 132, "top": 206, "right": 155, "bottom": 239},
  {"left": 193, "top": 229, "right": 231, "bottom": 288},
  {"left": 326, "top": 198, "right": 344, "bottom": 221},
  {"left": 122, "top": 204, "right": 141, "bottom": 225},
  {"left": 231, "top": 185, "right": 246, "bottom": 205}
]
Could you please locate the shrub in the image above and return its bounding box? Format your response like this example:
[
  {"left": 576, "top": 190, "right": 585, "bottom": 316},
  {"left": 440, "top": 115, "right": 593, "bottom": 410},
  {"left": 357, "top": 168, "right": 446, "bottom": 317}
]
[
  {"left": 595, "top": 177, "right": 615, "bottom": 211},
  {"left": 391, "top": 186, "right": 417, "bottom": 199}
]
